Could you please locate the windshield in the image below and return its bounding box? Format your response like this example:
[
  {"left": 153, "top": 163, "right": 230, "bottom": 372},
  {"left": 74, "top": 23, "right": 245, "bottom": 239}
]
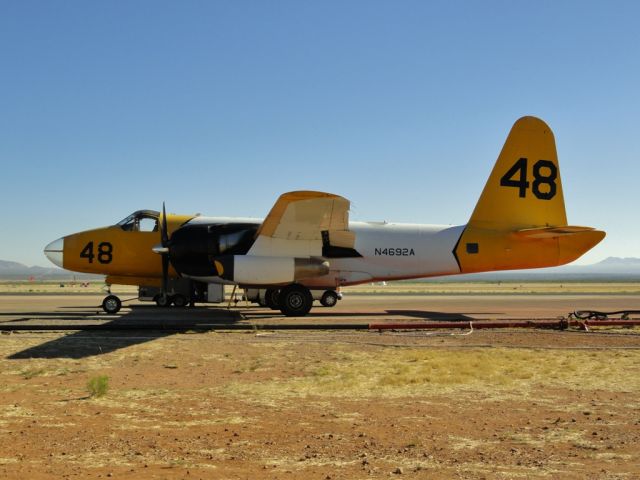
[{"left": 117, "top": 210, "right": 160, "bottom": 232}]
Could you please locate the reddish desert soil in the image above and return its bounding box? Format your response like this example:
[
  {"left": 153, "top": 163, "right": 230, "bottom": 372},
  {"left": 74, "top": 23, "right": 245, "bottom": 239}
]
[{"left": 0, "top": 295, "right": 639, "bottom": 479}]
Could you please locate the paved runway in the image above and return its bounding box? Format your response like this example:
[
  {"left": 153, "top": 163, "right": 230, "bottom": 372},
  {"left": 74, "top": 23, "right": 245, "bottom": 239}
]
[{"left": 1, "top": 293, "right": 639, "bottom": 328}]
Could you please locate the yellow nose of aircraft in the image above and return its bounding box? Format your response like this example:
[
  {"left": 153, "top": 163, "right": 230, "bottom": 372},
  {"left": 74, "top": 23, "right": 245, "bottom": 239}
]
[{"left": 44, "top": 237, "right": 64, "bottom": 268}]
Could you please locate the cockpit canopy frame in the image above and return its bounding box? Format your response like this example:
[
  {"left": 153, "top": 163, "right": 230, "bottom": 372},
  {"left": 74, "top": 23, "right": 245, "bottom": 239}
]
[{"left": 117, "top": 210, "right": 160, "bottom": 232}]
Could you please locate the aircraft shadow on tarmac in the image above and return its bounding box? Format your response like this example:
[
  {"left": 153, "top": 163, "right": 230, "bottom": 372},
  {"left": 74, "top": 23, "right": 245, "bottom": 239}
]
[
  {"left": 5, "top": 305, "right": 498, "bottom": 359},
  {"left": 244, "top": 309, "right": 495, "bottom": 321},
  {"left": 0, "top": 311, "right": 114, "bottom": 322},
  {"left": 385, "top": 310, "right": 478, "bottom": 321},
  {"left": 7, "top": 331, "right": 177, "bottom": 360},
  {"left": 6, "top": 304, "right": 242, "bottom": 360}
]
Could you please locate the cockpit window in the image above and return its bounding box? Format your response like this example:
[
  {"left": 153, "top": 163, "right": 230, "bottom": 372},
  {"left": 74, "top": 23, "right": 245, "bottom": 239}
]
[
  {"left": 117, "top": 210, "right": 160, "bottom": 232},
  {"left": 138, "top": 217, "right": 157, "bottom": 232}
]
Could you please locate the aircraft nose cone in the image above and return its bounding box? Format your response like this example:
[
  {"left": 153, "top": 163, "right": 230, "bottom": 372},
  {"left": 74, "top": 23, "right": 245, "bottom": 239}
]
[{"left": 44, "top": 237, "right": 64, "bottom": 268}]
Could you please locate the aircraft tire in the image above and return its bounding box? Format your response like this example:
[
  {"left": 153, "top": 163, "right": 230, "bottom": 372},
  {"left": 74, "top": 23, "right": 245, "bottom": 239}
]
[
  {"left": 155, "top": 295, "right": 173, "bottom": 307},
  {"left": 278, "top": 284, "right": 313, "bottom": 317},
  {"left": 102, "top": 295, "right": 122, "bottom": 314},
  {"left": 320, "top": 290, "right": 339, "bottom": 307},
  {"left": 172, "top": 294, "right": 188, "bottom": 307},
  {"left": 264, "top": 288, "right": 280, "bottom": 310}
]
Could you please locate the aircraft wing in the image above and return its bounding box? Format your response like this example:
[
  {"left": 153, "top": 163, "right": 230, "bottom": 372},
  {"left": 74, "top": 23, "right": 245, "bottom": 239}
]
[{"left": 247, "top": 191, "right": 356, "bottom": 257}]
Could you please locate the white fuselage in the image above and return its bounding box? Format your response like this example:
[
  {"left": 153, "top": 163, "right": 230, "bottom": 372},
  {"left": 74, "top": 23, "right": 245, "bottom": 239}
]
[
  {"left": 308, "top": 222, "right": 464, "bottom": 287},
  {"left": 185, "top": 216, "right": 465, "bottom": 288}
]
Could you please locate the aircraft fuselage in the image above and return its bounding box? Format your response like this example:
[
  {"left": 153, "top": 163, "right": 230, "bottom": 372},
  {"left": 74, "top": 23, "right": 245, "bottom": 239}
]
[{"left": 183, "top": 218, "right": 465, "bottom": 288}]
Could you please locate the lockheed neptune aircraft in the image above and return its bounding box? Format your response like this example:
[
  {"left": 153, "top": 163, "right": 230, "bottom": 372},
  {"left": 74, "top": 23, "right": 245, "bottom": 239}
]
[{"left": 44, "top": 117, "right": 604, "bottom": 316}]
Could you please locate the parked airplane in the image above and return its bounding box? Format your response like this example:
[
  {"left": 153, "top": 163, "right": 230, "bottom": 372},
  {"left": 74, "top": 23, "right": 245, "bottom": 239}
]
[{"left": 44, "top": 116, "right": 604, "bottom": 316}]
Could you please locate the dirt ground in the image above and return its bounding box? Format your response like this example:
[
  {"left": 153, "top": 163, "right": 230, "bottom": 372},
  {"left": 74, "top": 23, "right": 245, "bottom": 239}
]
[{"left": 1, "top": 295, "right": 639, "bottom": 479}]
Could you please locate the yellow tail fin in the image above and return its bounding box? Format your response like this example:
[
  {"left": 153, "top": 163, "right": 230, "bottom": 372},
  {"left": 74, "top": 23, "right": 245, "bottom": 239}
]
[
  {"left": 455, "top": 116, "right": 605, "bottom": 273},
  {"left": 469, "top": 116, "right": 566, "bottom": 230}
]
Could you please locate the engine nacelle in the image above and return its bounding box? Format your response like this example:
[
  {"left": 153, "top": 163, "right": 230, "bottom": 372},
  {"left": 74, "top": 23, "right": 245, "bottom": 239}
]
[{"left": 214, "top": 256, "right": 329, "bottom": 285}]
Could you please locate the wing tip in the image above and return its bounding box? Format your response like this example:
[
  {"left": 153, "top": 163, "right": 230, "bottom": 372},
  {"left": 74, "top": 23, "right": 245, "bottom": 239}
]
[{"left": 278, "top": 190, "right": 348, "bottom": 202}]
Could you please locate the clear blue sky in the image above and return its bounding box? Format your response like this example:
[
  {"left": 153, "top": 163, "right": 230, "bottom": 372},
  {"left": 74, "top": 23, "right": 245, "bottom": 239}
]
[{"left": 1, "top": 1, "right": 638, "bottom": 267}]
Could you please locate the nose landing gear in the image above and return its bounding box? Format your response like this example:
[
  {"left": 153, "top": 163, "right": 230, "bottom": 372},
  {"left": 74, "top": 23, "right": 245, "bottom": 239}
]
[{"left": 102, "top": 294, "right": 122, "bottom": 314}]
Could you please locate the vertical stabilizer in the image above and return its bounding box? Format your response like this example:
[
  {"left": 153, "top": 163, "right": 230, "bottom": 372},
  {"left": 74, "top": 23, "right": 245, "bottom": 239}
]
[
  {"left": 469, "top": 116, "right": 567, "bottom": 230},
  {"left": 455, "top": 116, "right": 604, "bottom": 273}
]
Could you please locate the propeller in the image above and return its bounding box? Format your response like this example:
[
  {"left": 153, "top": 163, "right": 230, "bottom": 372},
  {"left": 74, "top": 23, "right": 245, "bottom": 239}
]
[{"left": 152, "top": 202, "right": 171, "bottom": 303}]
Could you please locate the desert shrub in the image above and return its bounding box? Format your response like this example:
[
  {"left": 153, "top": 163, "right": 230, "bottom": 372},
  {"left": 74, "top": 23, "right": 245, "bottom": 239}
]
[{"left": 87, "top": 375, "right": 109, "bottom": 398}]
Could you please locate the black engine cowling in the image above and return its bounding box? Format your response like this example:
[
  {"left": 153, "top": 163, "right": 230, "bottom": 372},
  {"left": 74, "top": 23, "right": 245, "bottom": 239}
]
[
  {"left": 168, "top": 223, "right": 330, "bottom": 285},
  {"left": 168, "top": 223, "right": 258, "bottom": 277}
]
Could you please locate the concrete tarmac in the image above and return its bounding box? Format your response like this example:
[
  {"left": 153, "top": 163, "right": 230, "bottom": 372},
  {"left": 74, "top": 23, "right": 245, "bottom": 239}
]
[{"left": 1, "top": 293, "right": 639, "bottom": 327}]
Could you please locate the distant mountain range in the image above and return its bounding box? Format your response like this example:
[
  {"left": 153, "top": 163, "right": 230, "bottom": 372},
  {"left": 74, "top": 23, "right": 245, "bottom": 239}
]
[
  {"left": 594, "top": 257, "right": 640, "bottom": 267},
  {"left": 2, "top": 257, "right": 640, "bottom": 281},
  {"left": 0, "top": 260, "right": 102, "bottom": 280},
  {"left": 438, "top": 257, "right": 640, "bottom": 282}
]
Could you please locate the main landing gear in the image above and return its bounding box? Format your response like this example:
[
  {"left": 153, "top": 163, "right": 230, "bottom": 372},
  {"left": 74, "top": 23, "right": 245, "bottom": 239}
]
[
  {"left": 278, "top": 284, "right": 314, "bottom": 317},
  {"left": 261, "top": 284, "right": 341, "bottom": 317},
  {"left": 320, "top": 290, "right": 339, "bottom": 307}
]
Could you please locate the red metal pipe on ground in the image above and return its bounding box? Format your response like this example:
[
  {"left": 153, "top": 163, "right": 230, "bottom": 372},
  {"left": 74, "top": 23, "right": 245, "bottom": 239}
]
[{"left": 581, "top": 320, "right": 640, "bottom": 327}]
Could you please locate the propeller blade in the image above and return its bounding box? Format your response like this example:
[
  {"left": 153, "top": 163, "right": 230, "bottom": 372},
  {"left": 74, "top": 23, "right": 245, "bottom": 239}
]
[
  {"left": 161, "top": 202, "right": 169, "bottom": 247},
  {"left": 161, "top": 251, "right": 169, "bottom": 298},
  {"left": 158, "top": 202, "right": 171, "bottom": 300}
]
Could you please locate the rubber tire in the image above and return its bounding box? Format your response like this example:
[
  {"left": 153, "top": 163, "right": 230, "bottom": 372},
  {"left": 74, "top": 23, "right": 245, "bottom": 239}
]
[
  {"left": 264, "top": 288, "right": 280, "bottom": 310},
  {"left": 155, "top": 295, "right": 173, "bottom": 307},
  {"left": 102, "top": 295, "right": 122, "bottom": 314},
  {"left": 172, "top": 294, "right": 188, "bottom": 308},
  {"left": 320, "top": 290, "right": 339, "bottom": 307},
  {"left": 278, "top": 284, "right": 313, "bottom": 317}
]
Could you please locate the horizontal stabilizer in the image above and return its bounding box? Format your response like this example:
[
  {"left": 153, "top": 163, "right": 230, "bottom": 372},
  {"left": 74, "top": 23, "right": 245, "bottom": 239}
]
[{"left": 513, "top": 225, "right": 598, "bottom": 239}]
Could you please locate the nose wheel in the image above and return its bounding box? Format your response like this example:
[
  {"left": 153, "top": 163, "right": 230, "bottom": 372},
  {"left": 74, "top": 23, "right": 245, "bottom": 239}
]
[{"left": 102, "top": 295, "right": 122, "bottom": 314}]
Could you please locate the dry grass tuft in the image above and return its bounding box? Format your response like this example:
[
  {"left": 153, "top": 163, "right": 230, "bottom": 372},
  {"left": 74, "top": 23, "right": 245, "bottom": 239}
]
[{"left": 20, "top": 368, "right": 46, "bottom": 379}]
